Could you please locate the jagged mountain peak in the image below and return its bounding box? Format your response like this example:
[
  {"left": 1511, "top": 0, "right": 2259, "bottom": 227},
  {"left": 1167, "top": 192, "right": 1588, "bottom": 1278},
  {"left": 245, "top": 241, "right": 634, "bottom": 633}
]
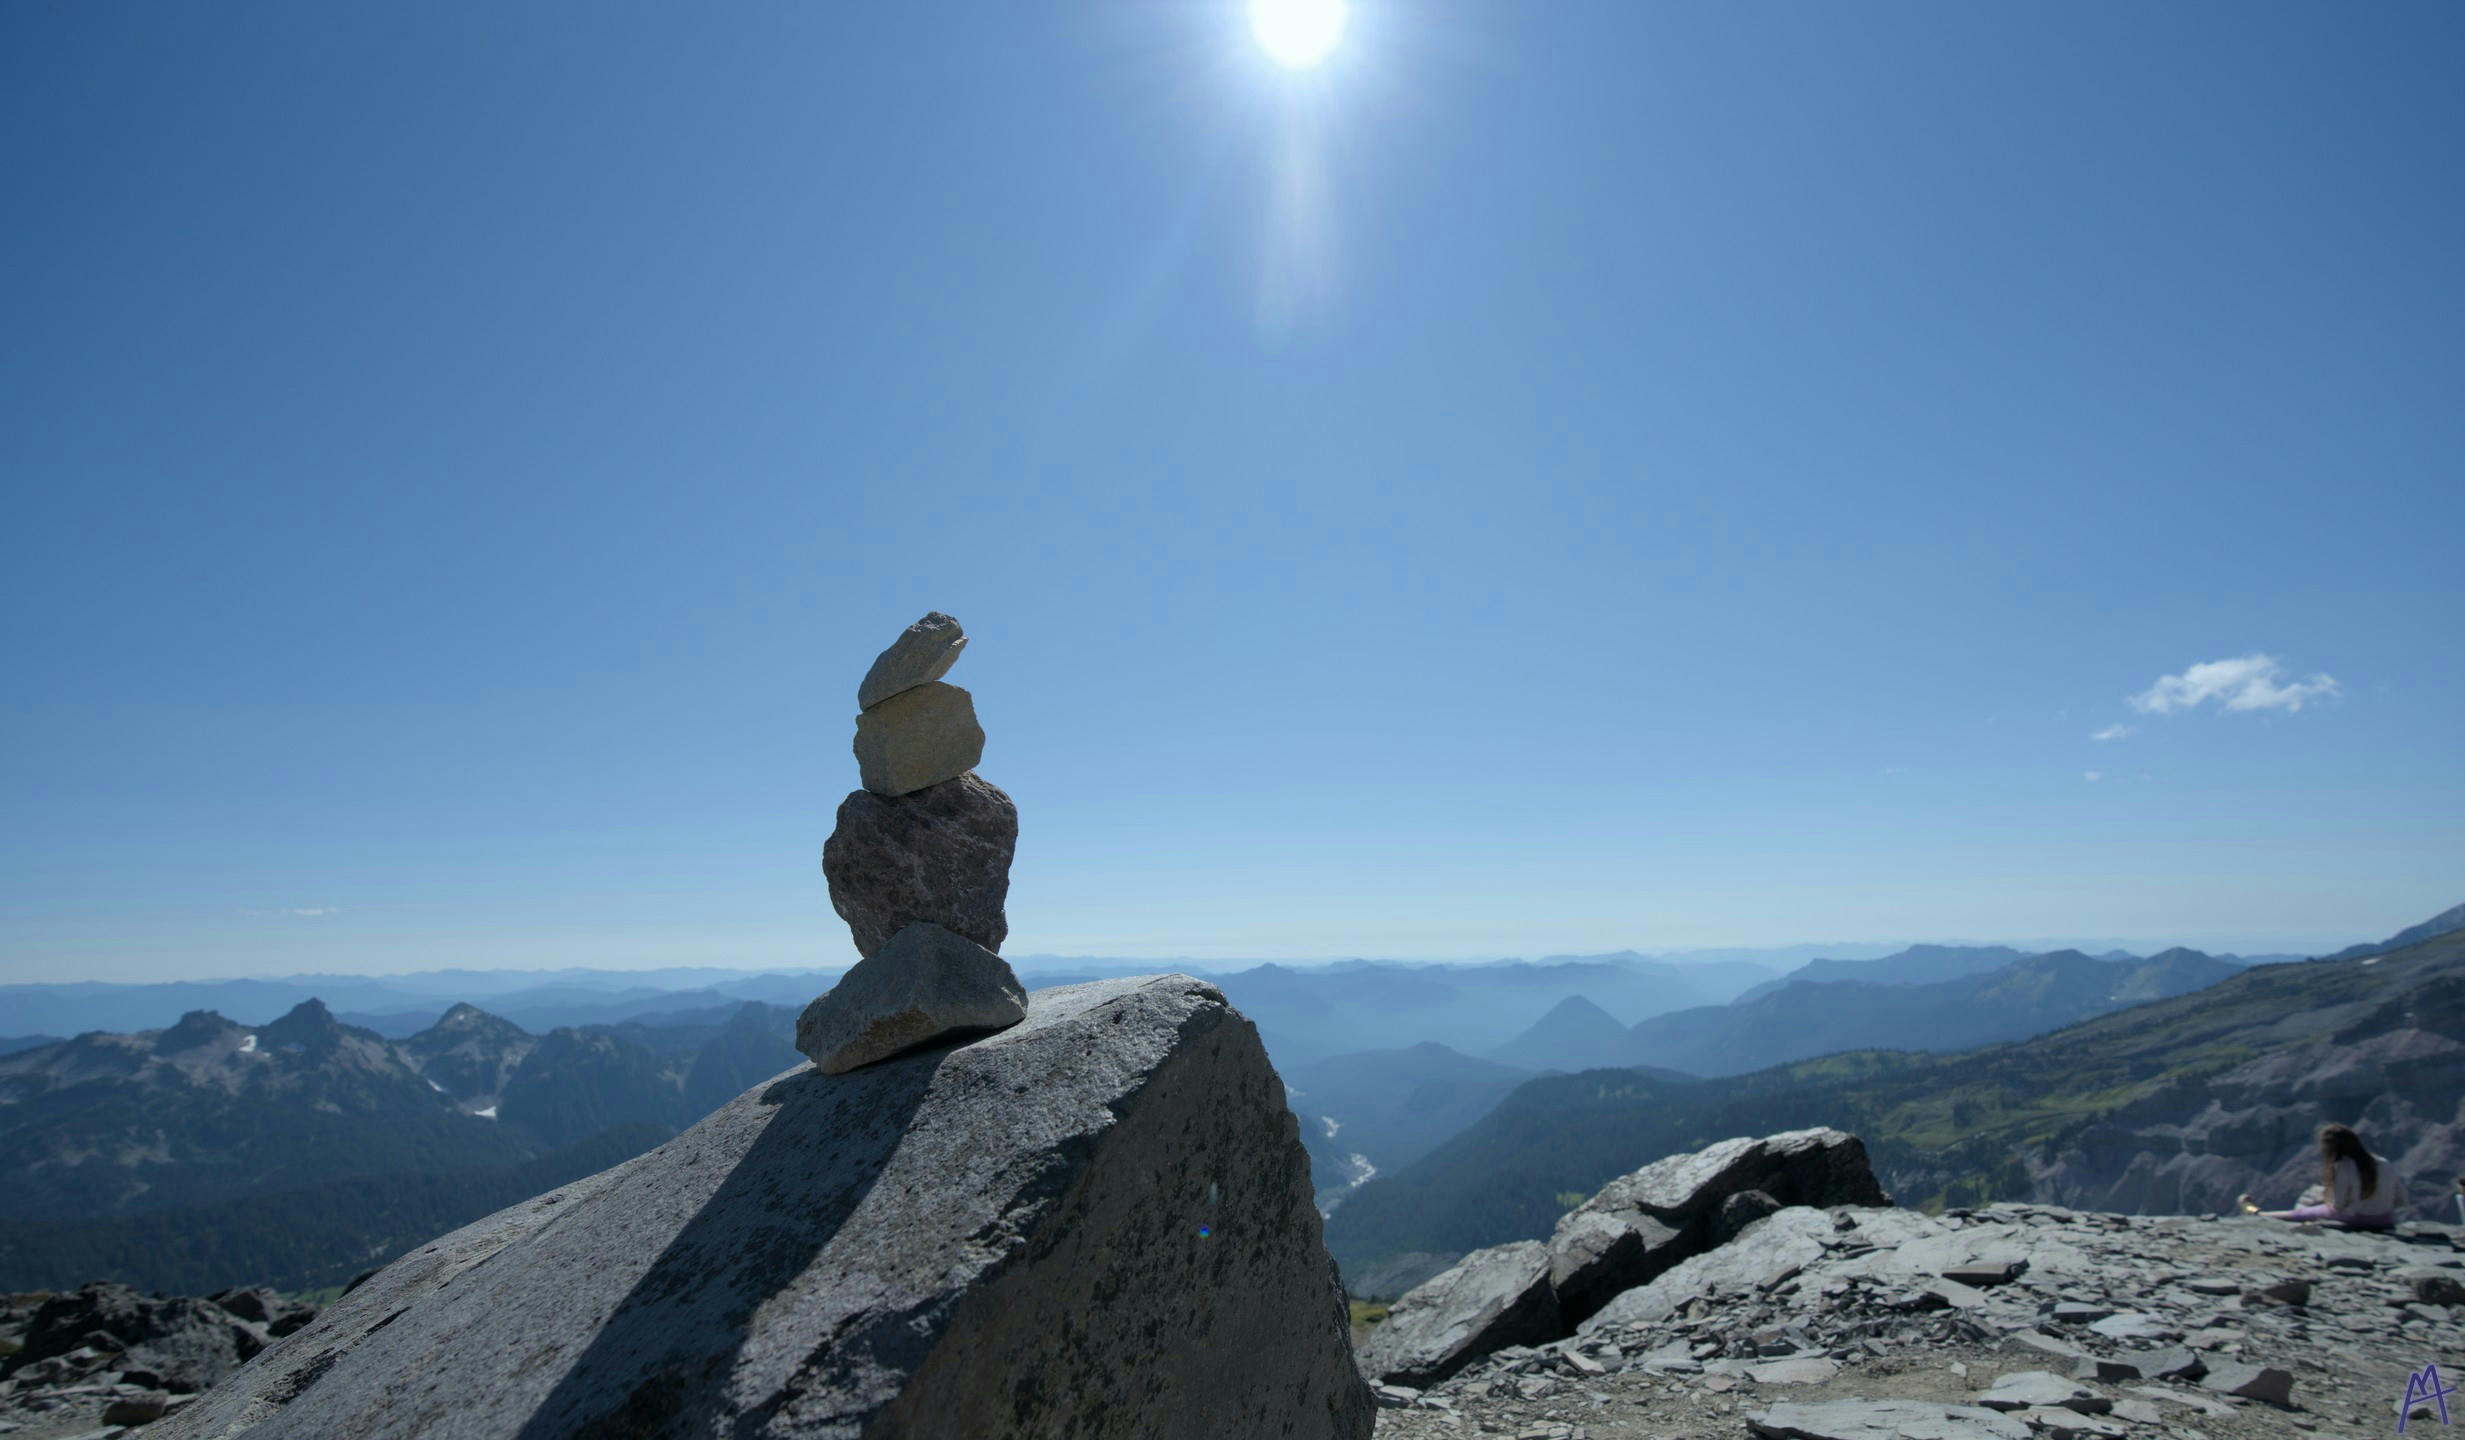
[
  {"left": 1489, "top": 994, "right": 1632, "bottom": 1073},
  {"left": 151, "top": 1010, "right": 245, "bottom": 1055},
  {"left": 1534, "top": 994, "right": 1621, "bottom": 1023},
  {"left": 423, "top": 1002, "right": 527, "bottom": 1039},
  {"left": 266, "top": 996, "right": 336, "bottom": 1027},
  {"left": 256, "top": 997, "right": 351, "bottom": 1055}
]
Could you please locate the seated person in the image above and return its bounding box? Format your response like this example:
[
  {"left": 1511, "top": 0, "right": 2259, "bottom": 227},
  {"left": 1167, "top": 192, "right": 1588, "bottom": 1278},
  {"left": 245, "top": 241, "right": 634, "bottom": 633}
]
[{"left": 2255, "top": 1123, "right": 2406, "bottom": 1229}]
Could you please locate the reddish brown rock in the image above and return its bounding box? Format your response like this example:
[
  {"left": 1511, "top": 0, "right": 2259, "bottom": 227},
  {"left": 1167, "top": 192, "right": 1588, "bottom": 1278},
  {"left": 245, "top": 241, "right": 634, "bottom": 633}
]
[{"left": 823, "top": 772, "right": 1017, "bottom": 958}]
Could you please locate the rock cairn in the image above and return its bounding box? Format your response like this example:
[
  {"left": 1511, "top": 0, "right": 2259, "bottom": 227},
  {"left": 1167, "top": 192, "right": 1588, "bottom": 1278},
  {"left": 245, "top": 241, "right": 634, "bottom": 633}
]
[{"left": 801, "top": 612, "right": 1027, "bottom": 1075}]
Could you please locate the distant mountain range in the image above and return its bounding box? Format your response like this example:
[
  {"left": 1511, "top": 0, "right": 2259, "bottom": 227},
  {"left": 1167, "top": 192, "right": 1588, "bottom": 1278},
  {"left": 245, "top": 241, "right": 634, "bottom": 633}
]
[
  {"left": 1267, "top": 918, "right": 2461, "bottom": 1213},
  {"left": 1194, "top": 957, "right": 1779, "bottom": 1066},
  {"left": 0, "top": 969, "right": 839, "bottom": 1043},
  {"left": 1322, "top": 901, "right": 2465, "bottom": 1292},
  {"left": 0, "top": 956, "right": 1778, "bottom": 1073},
  {"left": 1292, "top": 942, "right": 2259, "bottom": 1220},
  {"left": 1622, "top": 947, "right": 2245, "bottom": 1076},
  {"left": 0, "top": 997, "right": 802, "bottom": 1293},
  {"left": 7, "top": 908, "right": 2454, "bottom": 1297},
  {"left": 1471, "top": 940, "right": 2340, "bottom": 1080},
  {"left": 1728, "top": 944, "right": 2039, "bottom": 1005},
  {"left": 0, "top": 927, "right": 2362, "bottom": 1069}
]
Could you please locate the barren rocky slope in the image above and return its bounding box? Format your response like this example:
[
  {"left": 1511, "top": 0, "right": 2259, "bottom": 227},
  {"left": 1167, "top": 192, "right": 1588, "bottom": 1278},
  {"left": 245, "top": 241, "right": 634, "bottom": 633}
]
[
  {"left": 0, "top": 1282, "right": 319, "bottom": 1438},
  {"left": 1365, "top": 1198, "right": 2465, "bottom": 1440}
]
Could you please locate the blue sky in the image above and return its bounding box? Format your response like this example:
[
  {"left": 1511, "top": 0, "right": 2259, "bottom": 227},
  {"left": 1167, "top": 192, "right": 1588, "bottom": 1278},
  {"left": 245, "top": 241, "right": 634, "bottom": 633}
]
[{"left": 5, "top": 2, "right": 2460, "bottom": 982}]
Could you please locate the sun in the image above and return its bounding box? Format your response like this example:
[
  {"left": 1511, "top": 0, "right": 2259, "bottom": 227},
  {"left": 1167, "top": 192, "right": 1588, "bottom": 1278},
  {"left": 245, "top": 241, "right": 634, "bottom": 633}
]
[{"left": 1248, "top": 0, "right": 1347, "bottom": 69}]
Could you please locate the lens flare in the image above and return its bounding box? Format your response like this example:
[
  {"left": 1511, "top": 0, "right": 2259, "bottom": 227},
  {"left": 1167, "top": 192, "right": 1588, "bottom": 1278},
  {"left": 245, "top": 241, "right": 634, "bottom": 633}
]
[{"left": 1248, "top": 0, "right": 1347, "bottom": 68}]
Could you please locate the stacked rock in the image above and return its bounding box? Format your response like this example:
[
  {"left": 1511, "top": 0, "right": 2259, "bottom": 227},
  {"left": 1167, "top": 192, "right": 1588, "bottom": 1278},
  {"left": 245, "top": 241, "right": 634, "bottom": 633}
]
[{"left": 798, "top": 612, "right": 1028, "bottom": 1075}]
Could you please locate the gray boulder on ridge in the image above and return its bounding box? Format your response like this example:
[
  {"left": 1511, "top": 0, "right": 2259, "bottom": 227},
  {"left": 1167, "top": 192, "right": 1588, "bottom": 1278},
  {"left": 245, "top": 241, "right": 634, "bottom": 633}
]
[
  {"left": 794, "top": 920, "right": 1027, "bottom": 1074},
  {"left": 1360, "top": 1129, "right": 1890, "bottom": 1385},
  {"left": 1550, "top": 1127, "right": 1887, "bottom": 1322},
  {"left": 153, "top": 975, "right": 1373, "bottom": 1440}
]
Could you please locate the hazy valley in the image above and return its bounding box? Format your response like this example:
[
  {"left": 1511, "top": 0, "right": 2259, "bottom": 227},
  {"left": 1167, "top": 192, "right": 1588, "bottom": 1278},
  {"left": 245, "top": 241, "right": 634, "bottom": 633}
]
[{"left": 6, "top": 906, "right": 2458, "bottom": 1304}]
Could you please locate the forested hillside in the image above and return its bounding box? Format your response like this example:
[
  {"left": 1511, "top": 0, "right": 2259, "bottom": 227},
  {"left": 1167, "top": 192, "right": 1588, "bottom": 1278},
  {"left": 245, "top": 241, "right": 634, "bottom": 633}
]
[{"left": 1326, "top": 921, "right": 2465, "bottom": 1286}]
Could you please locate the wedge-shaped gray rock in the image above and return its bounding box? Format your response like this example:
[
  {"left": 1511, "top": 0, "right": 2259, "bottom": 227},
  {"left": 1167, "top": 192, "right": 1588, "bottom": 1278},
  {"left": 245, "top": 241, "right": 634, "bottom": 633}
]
[
  {"left": 1577, "top": 1206, "right": 1834, "bottom": 1334},
  {"left": 854, "top": 680, "right": 985, "bottom": 797},
  {"left": 2135, "top": 1345, "right": 2205, "bottom": 1381},
  {"left": 823, "top": 772, "right": 1016, "bottom": 958},
  {"left": 1548, "top": 1207, "right": 1682, "bottom": 1317},
  {"left": 1748, "top": 1400, "right": 2028, "bottom": 1440},
  {"left": 858, "top": 611, "right": 967, "bottom": 711},
  {"left": 2402, "top": 1264, "right": 2465, "bottom": 1306},
  {"left": 1717, "top": 1187, "right": 1783, "bottom": 1242},
  {"left": 797, "top": 921, "right": 1026, "bottom": 1074},
  {"left": 1549, "top": 1127, "right": 1887, "bottom": 1322},
  {"left": 1354, "top": 1240, "right": 1560, "bottom": 1388},
  {"left": 149, "top": 976, "right": 1373, "bottom": 1440},
  {"left": 2200, "top": 1360, "right": 2295, "bottom": 1406},
  {"left": 1977, "top": 1370, "right": 2110, "bottom": 1413},
  {"left": 1942, "top": 1259, "right": 2026, "bottom": 1287}
]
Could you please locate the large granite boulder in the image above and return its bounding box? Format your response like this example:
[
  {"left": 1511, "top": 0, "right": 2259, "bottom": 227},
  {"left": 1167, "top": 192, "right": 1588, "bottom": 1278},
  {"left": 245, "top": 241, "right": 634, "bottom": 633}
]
[
  {"left": 1549, "top": 1127, "right": 1886, "bottom": 1322},
  {"left": 822, "top": 772, "right": 1017, "bottom": 958},
  {"left": 151, "top": 976, "right": 1373, "bottom": 1440},
  {"left": 796, "top": 920, "right": 1027, "bottom": 1074},
  {"left": 1354, "top": 1241, "right": 1560, "bottom": 1388},
  {"left": 853, "top": 681, "right": 985, "bottom": 796}
]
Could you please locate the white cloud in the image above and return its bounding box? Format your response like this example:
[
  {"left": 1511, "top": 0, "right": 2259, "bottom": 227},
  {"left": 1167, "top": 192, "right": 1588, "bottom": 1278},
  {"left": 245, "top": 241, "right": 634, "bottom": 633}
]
[
  {"left": 2128, "top": 654, "right": 2341, "bottom": 716},
  {"left": 2090, "top": 724, "right": 2133, "bottom": 742},
  {"left": 290, "top": 908, "right": 337, "bottom": 917},
  {"left": 2083, "top": 771, "right": 2104, "bottom": 783}
]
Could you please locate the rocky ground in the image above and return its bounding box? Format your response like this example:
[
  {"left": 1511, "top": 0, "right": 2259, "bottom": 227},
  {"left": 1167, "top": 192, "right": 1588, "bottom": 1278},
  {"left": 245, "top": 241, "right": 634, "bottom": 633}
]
[
  {"left": 0, "top": 1284, "right": 316, "bottom": 1439},
  {"left": 1365, "top": 1203, "right": 2465, "bottom": 1439}
]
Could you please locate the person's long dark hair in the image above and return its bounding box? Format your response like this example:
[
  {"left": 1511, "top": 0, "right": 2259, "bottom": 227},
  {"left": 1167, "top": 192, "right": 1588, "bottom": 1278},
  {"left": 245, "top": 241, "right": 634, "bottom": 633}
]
[{"left": 2320, "top": 1123, "right": 2378, "bottom": 1199}]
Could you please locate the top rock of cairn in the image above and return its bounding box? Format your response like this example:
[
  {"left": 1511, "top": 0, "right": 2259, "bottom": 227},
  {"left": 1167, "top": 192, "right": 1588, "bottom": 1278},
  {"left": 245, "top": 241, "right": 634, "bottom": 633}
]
[
  {"left": 852, "top": 613, "right": 984, "bottom": 797},
  {"left": 858, "top": 610, "right": 968, "bottom": 710}
]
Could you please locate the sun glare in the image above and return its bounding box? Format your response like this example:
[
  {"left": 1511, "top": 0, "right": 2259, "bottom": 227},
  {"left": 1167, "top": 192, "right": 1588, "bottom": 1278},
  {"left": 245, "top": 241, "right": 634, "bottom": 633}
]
[{"left": 1249, "top": 0, "right": 1347, "bottom": 69}]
